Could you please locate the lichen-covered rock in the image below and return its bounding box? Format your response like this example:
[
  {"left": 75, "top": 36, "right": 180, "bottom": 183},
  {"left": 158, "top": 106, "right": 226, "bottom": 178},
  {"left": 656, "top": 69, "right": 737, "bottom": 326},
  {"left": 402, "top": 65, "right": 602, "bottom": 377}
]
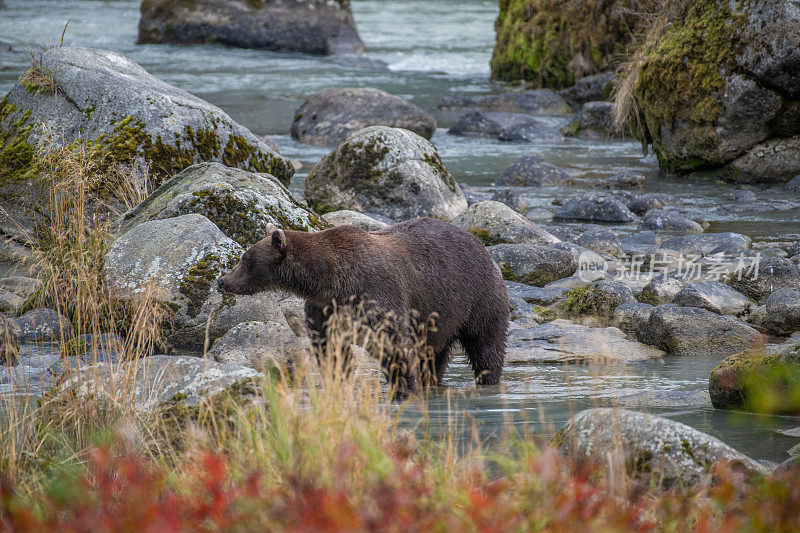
[
  {"left": 613, "top": 302, "right": 655, "bottom": 335},
  {"left": 494, "top": 155, "right": 570, "bottom": 187},
  {"left": 561, "top": 101, "right": 619, "bottom": 139},
  {"left": 488, "top": 244, "right": 576, "bottom": 286},
  {"left": 291, "top": 88, "right": 435, "bottom": 146},
  {"left": 636, "top": 276, "right": 685, "bottom": 306},
  {"left": 117, "top": 162, "right": 324, "bottom": 247},
  {"left": 0, "top": 47, "right": 291, "bottom": 244},
  {"left": 574, "top": 227, "right": 621, "bottom": 255},
  {"left": 491, "top": 0, "right": 650, "bottom": 87},
  {"left": 322, "top": 210, "right": 389, "bottom": 231},
  {"left": 437, "top": 89, "right": 570, "bottom": 115},
  {"left": 15, "top": 308, "right": 72, "bottom": 344},
  {"left": 50, "top": 355, "right": 262, "bottom": 414},
  {"left": 725, "top": 256, "right": 800, "bottom": 304},
  {"left": 304, "top": 126, "right": 467, "bottom": 221},
  {"left": 506, "top": 320, "right": 663, "bottom": 363},
  {"left": 555, "top": 408, "right": 766, "bottom": 487},
  {"left": 138, "top": 0, "right": 364, "bottom": 55},
  {"left": 208, "top": 320, "right": 308, "bottom": 372},
  {"left": 636, "top": 304, "right": 762, "bottom": 357},
  {"left": 453, "top": 201, "right": 558, "bottom": 246},
  {"left": 764, "top": 290, "right": 800, "bottom": 336},
  {"left": 672, "top": 281, "right": 752, "bottom": 316},
  {"left": 631, "top": 0, "right": 800, "bottom": 182},
  {"left": 562, "top": 281, "right": 637, "bottom": 319},
  {"left": 554, "top": 192, "right": 637, "bottom": 223},
  {"left": 105, "top": 214, "right": 244, "bottom": 351}
]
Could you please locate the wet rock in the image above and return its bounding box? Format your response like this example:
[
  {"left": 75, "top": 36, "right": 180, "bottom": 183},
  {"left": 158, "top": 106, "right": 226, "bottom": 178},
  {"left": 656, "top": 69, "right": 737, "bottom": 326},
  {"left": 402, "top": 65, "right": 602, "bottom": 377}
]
[
  {"left": 15, "top": 309, "right": 72, "bottom": 344},
  {"left": 437, "top": 89, "right": 571, "bottom": 115},
  {"left": 636, "top": 304, "right": 762, "bottom": 357},
  {"left": 105, "top": 214, "right": 244, "bottom": 351},
  {"left": 627, "top": 193, "right": 680, "bottom": 216},
  {"left": 118, "top": 163, "right": 324, "bottom": 247},
  {"left": 558, "top": 73, "right": 616, "bottom": 105},
  {"left": 725, "top": 256, "right": 800, "bottom": 304},
  {"left": 575, "top": 227, "right": 621, "bottom": 255},
  {"left": 494, "top": 155, "right": 570, "bottom": 187},
  {"left": 561, "top": 101, "right": 617, "bottom": 139},
  {"left": 0, "top": 48, "right": 291, "bottom": 244},
  {"left": 731, "top": 189, "right": 758, "bottom": 203},
  {"left": 291, "top": 88, "right": 435, "bottom": 146},
  {"left": 448, "top": 111, "right": 536, "bottom": 136},
  {"left": 641, "top": 210, "right": 703, "bottom": 234},
  {"left": 506, "top": 320, "right": 663, "bottom": 363},
  {"left": 526, "top": 207, "right": 554, "bottom": 221},
  {"left": 305, "top": 126, "right": 467, "bottom": 221},
  {"left": 596, "top": 172, "right": 646, "bottom": 190},
  {"left": 562, "top": 281, "right": 637, "bottom": 318},
  {"left": 613, "top": 302, "right": 655, "bottom": 336},
  {"left": 138, "top": 0, "right": 363, "bottom": 55},
  {"left": 322, "top": 210, "right": 388, "bottom": 231},
  {"left": 489, "top": 244, "right": 577, "bottom": 286},
  {"left": 672, "top": 281, "right": 753, "bottom": 316},
  {"left": 764, "top": 290, "right": 800, "bottom": 336},
  {"left": 555, "top": 409, "right": 766, "bottom": 487},
  {"left": 497, "top": 122, "right": 564, "bottom": 143},
  {"left": 490, "top": 188, "right": 527, "bottom": 213},
  {"left": 661, "top": 233, "right": 751, "bottom": 256},
  {"left": 51, "top": 355, "right": 262, "bottom": 414},
  {"left": 554, "top": 192, "right": 637, "bottom": 223},
  {"left": 208, "top": 320, "right": 308, "bottom": 373},
  {"left": 453, "top": 201, "right": 558, "bottom": 246}
]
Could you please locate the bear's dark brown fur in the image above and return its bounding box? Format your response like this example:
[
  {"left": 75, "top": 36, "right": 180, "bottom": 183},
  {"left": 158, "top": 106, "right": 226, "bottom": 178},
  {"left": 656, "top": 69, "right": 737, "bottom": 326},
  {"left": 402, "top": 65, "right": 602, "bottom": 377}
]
[{"left": 218, "top": 217, "right": 508, "bottom": 395}]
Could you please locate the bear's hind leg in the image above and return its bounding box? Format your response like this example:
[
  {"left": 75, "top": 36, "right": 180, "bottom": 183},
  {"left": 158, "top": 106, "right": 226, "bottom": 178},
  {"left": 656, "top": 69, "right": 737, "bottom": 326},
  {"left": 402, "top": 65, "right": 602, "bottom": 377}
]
[{"left": 459, "top": 326, "right": 505, "bottom": 386}]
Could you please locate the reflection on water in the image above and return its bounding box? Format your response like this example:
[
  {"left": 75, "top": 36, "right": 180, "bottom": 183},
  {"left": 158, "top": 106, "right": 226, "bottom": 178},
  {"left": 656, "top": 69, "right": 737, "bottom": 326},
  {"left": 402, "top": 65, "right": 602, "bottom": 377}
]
[{"left": 0, "top": 0, "right": 798, "bottom": 462}]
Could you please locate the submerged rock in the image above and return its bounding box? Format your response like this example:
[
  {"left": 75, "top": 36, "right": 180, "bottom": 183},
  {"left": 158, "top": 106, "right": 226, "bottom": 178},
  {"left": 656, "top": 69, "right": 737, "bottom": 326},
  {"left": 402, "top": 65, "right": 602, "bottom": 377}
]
[
  {"left": 554, "top": 192, "right": 637, "bottom": 223},
  {"left": 448, "top": 111, "right": 536, "bottom": 136},
  {"left": 118, "top": 163, "right": 325, "bottom": 247},
  {"left": 494, "top": 155, "right": 570, "bottom": 187},
  {"left": 453, "top": 201, "right": 558, "bottom": 246},
  {"left": 138, "top": 0, "right": 364, "bottom": 55},
  {"left": 555, "top": 408, "right": 766, "bottom": 488},
  {"left": 497, "top": 122, "right": 564, "bottom": 143},
  {"left": 437, "top": 89, "right": 570, "bottom": 115},
  {"left": 506, "top": 320, "right": 663, "bottom": 363},
  {"left": 489, "top": 244, "right": 576, "bottom": 286},
  {"left": 291, "top": 88, "right": 435, "bottom": 146},
  {"left": 304, "top": 126, "right": 467, "bottom": 221}
]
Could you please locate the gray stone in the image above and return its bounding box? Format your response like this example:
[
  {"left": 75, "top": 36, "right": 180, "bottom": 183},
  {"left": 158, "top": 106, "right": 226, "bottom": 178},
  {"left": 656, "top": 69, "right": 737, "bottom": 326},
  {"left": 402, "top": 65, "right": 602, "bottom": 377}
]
[
  {"left": 627, "top": 194, "right": 680, "bottom": 216},
  {"left": 494, "top": 155, "right": 570, "bottom": 187},
  {"left": 596, "top": 172, "right": 646, "bottom": 190},
  {"left": 575, "top": 227, "right": 621, "bottom": 255},
  {"left": 641, "top": 209, "right": 703, "bottom": 234},
  {"left": 726, "top": 256, "right": 800, "bottom": 304},
  {"left": 558, "top": 72, "right": 616, "bottom": 105},
  {"left": 51, "top": 355, "right": 262, "bottom": 414},
  {"left": 613, "top": 302, "right": 655, "bottom": 336},
  {"left": 305, "top": 126, "right": 467, "bottom": 221},
  {"left": 118, "top": 162, "right": 325, "bottom": 247},
  {"left": 790, "top": 242, "right": 800, "bottom": 258},
  {"left": 764, "top": 289, "right": 800, "bottom": 336},
  {"left": 497, "top": 121, "right": 564, "bottom": 143},
  {"left": 526, "top": 207, "right": 554, "bottom": 221},
  {"left": 208, "top": 320, "right": 308, "bottom": 372},
  {"left": 322, "top": 210, "right": 388, "bottom": 231},
  {"left": 489, "top": 244, "right": 577, "bottom": 286},
  {"left": 672, "top": 281, "right": 753, "bottom": 316},
  {"left": 138, "top": 0, "right": 364, "bottom": 55},
  {"left": 490, "top": 188, "right": 527, "bottom": 213},
  {"left": 448, "top": 111, "right": 536, "bottom": 136},
  {"left": 105, "top": 214, "right": 243, "bottom": 351},
  {"left": 616, "top": 390, "right": 712, "bottom": 408},
  {"left": 561, "top": 101, "right": 618, "bottom": 139},
  {"left": 15, "top": 309, "right": 72, "bottom": 344},
  {"left": 661, "top": 233, "right": 751, "bottom": 255},
  {"left": 0, "top": 290, "right": 22, "bottom": 316},
  {"left": 636, "top": 304, "right": 762, "bottom": 357},
  {"left": 505, "top": 281, "right": 568, "bottom": 305},
  {"left": 453, "top": 201, "right": 558, "bottom": 245},
  {"left": 574, "top": 280, "right": 637, "bottom": 317},
  {"left": 291, "top": 88, "right": 435, "bottom": 146},
  {"left": 726, "top": 136, "right": 800, "bottom": 184},
  {"left": 556, "top": 409, "right": 766, "bottom": 487},
  {"left": 731, "top": 189, "right": 758, "bottom": 203},
  {"left": 506, "top": 320, "right": 663, "bottom": 363},
  {"left": 554, "top": 192, "right": 638, "bottom": 223},
  {"left": 209, "top": 291, "right": 307, "bottom": 343},
  {"left": 437, "top": 89, "right": 571, "bottom": 115}
]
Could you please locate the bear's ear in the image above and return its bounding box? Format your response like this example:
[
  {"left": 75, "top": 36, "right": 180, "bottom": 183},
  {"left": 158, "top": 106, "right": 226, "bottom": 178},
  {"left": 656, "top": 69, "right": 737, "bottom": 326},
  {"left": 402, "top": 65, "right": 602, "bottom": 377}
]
[{"left": 270, "top": 227, "right": 287, "bottom": 250}]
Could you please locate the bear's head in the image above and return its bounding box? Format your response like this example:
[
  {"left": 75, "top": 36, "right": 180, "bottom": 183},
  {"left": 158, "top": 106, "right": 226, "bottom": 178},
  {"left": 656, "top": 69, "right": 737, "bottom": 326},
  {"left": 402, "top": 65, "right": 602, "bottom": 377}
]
[{"left": 218, "top": 224, "right": 287, "bottom": 295}]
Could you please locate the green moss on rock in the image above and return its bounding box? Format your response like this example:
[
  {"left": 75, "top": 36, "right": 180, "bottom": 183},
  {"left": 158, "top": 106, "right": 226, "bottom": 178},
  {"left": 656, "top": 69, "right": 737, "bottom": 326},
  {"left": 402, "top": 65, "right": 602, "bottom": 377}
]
[
  {"left": 0, "top": 97, "right": 40, "bottom": 184},
  {"left": 179, "top": 252, "right": 240, "bottom": 318}
]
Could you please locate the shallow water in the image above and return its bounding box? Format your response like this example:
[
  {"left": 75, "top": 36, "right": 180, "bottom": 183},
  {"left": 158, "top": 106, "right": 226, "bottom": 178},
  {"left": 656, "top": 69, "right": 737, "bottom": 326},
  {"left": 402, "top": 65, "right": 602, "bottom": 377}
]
[{"left": 2, "top": 0, "right": 799, "bottom": 462}]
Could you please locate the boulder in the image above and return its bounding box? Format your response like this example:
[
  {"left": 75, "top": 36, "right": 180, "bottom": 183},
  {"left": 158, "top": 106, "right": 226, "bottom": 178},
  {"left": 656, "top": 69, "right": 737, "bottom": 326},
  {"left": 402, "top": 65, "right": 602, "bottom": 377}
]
[
  {"left": 558, "top": 73, "right": 616, "bottom": 105},
  {"left": 725, "top": 256, "right": 800, "bottom": 304},
  {"left": 437, "top": 89, "right": 570, "bottom": 115},
  {"left": 627, "top": 194, "right": 679, "bottom": 216},
  {"left": 613, "top": 302, "right": 655, "bottom": 336},
  {"left": 661, "top": 233, "right": 751, "bottom": 255},
  {"left": 561, "top": 281, "right": 637, "bottom": 318},
  {"left": 454, "top": 202, "right": 558, "bottom": 246},
  {"left": 555, "top": 408, "right": 766, "bottom": 487},
  {"left": 490, "top": 188, "right": 527, "bottom": 213},
  {"left": 15, "top": 309, "right": 72, "bottom": 344},
  {"left": 595, "top": 172, "right": 646, "bottom": 190},
  {"left": 506, "top": 280, "right": 568, "bottom": 306},
  {"left": 208, "top": 320, "right": 308, "bottom": 373},
  {"left": 51, "top": 355, "right": 262, "bottom": 414},
  {"left": 496, "top": 122, "right": 564, "bottom": 142},
  {"left": 561, "top": 101, "right": 618, "bottom": 139},
  {"left": 291, "top": 88, "right": 435, "bottom": 146},
  {"left": 725, "top": 136, "right": 800, "bottom": 183},
  {"left": 506, "top": 320, "right": 663, "bottom": 363},
  {"left": 764, "top": 290, "right": 800, "bottom": 336},
  {"left": 207, "top": 290, "right": 307, "bottom": 344},
  {"left": 672, "top": 281, "right": 752, "bottom": 316},
  {"left": 104, "top": 214, "right": 244, "bottom": 351},
  {"left": 447, "top": 111, "right": 537, "bottom": 136},
  {"left": 574, "top": 227, "right": 621, "bottom": 255},
  {"left": 789, "top": 242, "right": 800, "bottom": 258},
  {"left": 494, "top": 155, "right": 570, "bottom": 187},
  {"left": 117, "top": 162, "right": 325, "bottom": 247},
  {"left": 488, "top": 244, "right": 577, "bottom": 286},
  {"left": 138, "top": 0, "right": 364, "bottom": 55},
  {"left": 641, "top": 209, "right": 703, "bottom": 234},
  {"left": 637, "top": 304, "right": 762, "bottom": 357},
  {"left": 322, "top": 210, "right": 388, "bottom": 231},
  {"left": 304, "top": 126, "right": 467, "bottom": 221},
  {"left": 554, "top": 192, "right": 637, "bottom": 223}
]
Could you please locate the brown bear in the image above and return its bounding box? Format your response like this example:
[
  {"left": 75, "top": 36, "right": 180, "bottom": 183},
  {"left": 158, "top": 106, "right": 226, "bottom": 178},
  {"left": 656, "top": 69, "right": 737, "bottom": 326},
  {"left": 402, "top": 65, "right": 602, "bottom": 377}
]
[{"left": 217, "top": 217, "right": 508, "bottom": 396}]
